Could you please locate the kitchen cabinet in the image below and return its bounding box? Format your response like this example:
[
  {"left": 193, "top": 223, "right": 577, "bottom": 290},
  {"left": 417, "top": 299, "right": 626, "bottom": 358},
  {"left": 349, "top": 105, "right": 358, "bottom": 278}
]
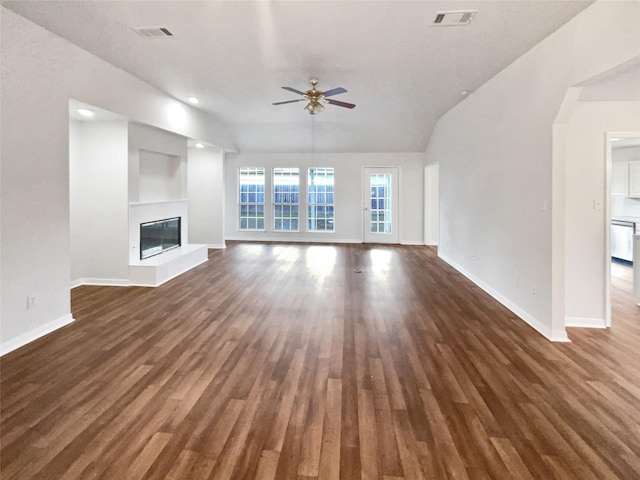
[
  {"left": 612, "top": 160, "right": 640, "bottom": 197},
  {"left": 612, "top": 161, "right": 629, "bottom": 196},
  {"left": 629, "top": 161, "right": 640, "bottom": 197}
]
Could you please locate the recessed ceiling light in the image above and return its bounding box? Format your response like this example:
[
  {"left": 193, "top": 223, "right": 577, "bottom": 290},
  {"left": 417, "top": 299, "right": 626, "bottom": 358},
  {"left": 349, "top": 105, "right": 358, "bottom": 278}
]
[
  {"left": 460, "top": 90, "right": 469, "bottom": 96},
  {"left": 77, "top": 108, "right": 94, "bottom": 118},
  {"left": 188, "top": 97, "right": 199, "bottom": 105},
  {"left": 195, "top": 143, "right": 204, "bottom": 149},
  {"left": 611, "top": 138, "right": 621, "bottom": 141}
]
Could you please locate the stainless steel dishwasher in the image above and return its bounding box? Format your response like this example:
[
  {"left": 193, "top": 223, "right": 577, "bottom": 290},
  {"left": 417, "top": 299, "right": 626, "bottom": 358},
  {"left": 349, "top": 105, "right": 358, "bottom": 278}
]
[{"left": 611, "top": 220, "right": 635, "bottom": 262}]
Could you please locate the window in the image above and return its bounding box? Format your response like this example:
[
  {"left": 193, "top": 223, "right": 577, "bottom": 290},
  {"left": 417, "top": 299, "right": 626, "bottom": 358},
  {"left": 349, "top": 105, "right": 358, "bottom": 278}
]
[
  {"left": 273, "top": 168, "right": 299, "bottom": 231},
  {"left": 239, "top": 168, "right": 265, "bottom": 230},
  {"left": 308, "top": 167, "right": 335, "bottom": 232}
]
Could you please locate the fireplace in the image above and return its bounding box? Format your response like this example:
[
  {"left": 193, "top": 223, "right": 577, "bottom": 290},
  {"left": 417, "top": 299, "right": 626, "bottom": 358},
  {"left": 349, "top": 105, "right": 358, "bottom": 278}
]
[{"left": 140, "top": 217, "right": 181, "bottom": 260}]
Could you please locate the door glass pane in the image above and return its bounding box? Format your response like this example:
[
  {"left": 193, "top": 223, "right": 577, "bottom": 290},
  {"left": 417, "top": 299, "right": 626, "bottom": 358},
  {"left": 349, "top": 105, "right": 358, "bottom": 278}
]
[{"left": 370, "top": 174, "right": 392, "bottom": 234}]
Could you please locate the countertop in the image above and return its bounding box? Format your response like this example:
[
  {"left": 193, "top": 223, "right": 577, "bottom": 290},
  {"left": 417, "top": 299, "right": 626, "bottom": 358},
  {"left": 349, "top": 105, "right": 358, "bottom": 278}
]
[{"left": 612, "top": 216, "right": 640, "bottom": 224}]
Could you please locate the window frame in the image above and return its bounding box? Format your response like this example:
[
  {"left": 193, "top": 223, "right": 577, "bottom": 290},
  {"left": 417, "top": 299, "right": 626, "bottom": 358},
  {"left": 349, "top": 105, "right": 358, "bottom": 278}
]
[
  {"left": 238, "top": 167, "right": 266, "bottom": 231},
  {"left": 272, "top": 167, "right": 300, "bottom": 232},
  {"left": 307, "top": 167, "right": 335, "bottom": 233}
]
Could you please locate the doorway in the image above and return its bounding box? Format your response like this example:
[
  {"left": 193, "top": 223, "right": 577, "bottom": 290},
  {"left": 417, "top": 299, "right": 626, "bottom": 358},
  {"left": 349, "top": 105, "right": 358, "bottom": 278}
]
[
  {"left": 363, "top": 167, "right": 399, "bottom": 244},
  {"left": 606, "top": 132, "right": 640, "bottom": 326}
]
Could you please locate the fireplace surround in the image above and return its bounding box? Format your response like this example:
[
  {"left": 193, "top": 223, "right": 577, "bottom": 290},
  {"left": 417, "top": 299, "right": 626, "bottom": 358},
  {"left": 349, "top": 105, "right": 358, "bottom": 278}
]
[{"left": 140, "top": 217, "right": 181, "bottom": 260}]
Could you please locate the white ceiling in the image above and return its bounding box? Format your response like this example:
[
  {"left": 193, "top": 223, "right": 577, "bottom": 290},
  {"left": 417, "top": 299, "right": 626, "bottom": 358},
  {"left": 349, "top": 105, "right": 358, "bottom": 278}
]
[
  {"left": 3, "top": 0, "right": 595, "bottom": 153},
  {"left": 579, "top": 60, "right": 640, "bottom": 102},
  {"left": 69, "top": 99, "right": 126, "bottom": 122}
]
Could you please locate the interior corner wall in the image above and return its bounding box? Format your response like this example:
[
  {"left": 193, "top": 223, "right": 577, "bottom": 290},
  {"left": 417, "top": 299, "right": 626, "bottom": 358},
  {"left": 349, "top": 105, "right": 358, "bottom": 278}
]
[
  {"left": 564, "top": 101, "right": 640, "bottom": 325},
  {"left": 0, "top": 8, "right": 226, "bottom": 354},
  {"left": 188, "top": 147, "right": 225, "bottom": 248},
  {"left": 424, "top": 163, "right": 439, "bottom": 246},
  {"left": 224, "top": 152, "right": 425, "bottom": 244},
  {"left": 424, "top": 0, "right": 640, "bottom": 340},
  {"left": 70, "top": 119, "right": 129, "bottom": 283}
]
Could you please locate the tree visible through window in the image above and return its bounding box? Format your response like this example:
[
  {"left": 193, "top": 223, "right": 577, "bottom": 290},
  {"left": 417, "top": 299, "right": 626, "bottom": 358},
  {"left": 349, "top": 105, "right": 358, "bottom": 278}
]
[
  {"left": 308, "top": 167, "right": 334, "bottom": 232},
  {"left": 273, "top": 168, "right": 299, "bottom": 231},
  {"left": 239, "top": 167, "right": 265, "bottom": 230}
]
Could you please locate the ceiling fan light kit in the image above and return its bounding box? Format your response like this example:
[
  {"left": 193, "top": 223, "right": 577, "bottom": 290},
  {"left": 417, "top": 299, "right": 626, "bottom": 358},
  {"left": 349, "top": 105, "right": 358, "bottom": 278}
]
[
  {"left": 273, "top": 78, "right": 356, "bottom": 115},
  {"left": 305, "top": 100, "right": 324, "bottom": 115}
]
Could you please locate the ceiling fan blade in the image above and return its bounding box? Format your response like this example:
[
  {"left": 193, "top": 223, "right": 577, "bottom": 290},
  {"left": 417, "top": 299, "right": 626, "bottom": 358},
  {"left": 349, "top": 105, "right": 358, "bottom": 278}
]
[
  {"left": 326, "top": 98, "right": 356, "bottom": 109},
  {"left": 281, "top": 86, "right": 306, "bottom": 96},
  {"left": 322, "top": 87, "right": 347, "bottom": 97},
  {"left": 273, "top": 99, "right": 306, "bottom": 105}
]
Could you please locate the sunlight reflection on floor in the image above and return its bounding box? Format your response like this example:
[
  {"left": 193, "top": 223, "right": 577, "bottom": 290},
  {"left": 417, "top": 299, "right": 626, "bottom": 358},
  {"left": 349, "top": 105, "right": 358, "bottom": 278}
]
[
  {"left": 369, "top": 249, "right": 392, "bottom": 273},
  {"left": 306, "top": 246, "right": 337, "bottom": 290},
  {"left": 273, "top": 246, "right": 300, "bottom": 274}
]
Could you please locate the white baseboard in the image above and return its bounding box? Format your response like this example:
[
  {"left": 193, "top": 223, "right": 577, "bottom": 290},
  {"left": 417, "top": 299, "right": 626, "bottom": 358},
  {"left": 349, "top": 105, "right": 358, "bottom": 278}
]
[
  {"left": 71, "top": 278, "right": 129, "bottom": 289},
  {"left": 565, "top": 317, "right": 607, "bottom": 328},
  {"left": 225, "top": 236, "right": 362, "bottom": 244},
  {"left": 0, "top": 314, "right": 75, "bottom": 356},
  {"left": 550, "top": 329, "right": 570, "bottom": 342},
  {"left": 400, "top": 241, "right": 425, "bottom": 246},
  {"left": 424, "top": 241, "right": 438, "bottom": 246},
  {"left": 208, "top": 244, "right": 226, "bottom": 249},
  {"left": 439, "top": 253, "right": 569, "bottom": 342}
]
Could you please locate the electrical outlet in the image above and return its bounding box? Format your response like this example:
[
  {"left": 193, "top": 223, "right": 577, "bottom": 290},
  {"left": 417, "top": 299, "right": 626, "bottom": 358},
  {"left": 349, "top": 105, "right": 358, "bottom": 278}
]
[{"left": 26, "top": 295, "right": 37, "bottom": 309}]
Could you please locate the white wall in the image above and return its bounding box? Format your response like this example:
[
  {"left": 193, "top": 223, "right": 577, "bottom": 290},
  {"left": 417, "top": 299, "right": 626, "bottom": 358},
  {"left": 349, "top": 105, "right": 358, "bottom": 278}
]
[
  {"left": 564, "top": 101, "right": 640, "bottom": 327},
  {"left": 424, "top": 163, "right": 439, "bottom": 246},
  {"left": 424, "top": 1, "right": 640, "bottom": 341},
  {"left": 188, "top": 146, "right": 226, "bottom": 248},
  {"left": 224, "top": 152, "right": 425, "bottom": 244},
  {"left": 70, "top": 119, "right": 129, "bottom": 284},
  {"left": 0, "top": 9, "right": 229, "bottom": 355}
]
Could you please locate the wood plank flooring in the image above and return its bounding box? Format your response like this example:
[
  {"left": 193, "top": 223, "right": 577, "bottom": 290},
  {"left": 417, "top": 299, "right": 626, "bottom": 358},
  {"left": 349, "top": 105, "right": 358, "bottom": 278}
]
[{"left": 2, "top": 243, "right": 640, "bottom": 479}]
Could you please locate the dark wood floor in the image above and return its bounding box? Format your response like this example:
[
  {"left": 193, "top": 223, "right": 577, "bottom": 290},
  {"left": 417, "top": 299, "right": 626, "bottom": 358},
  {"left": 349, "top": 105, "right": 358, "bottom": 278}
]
[{"left": 2, "top": 243, "right": 640, "bottom": 479}]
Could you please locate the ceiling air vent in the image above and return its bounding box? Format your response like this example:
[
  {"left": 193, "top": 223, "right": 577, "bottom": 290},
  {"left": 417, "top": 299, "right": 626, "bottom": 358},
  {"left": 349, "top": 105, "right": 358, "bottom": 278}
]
[
  {"left": 133, "top": 26, "right": 174, "bottom": 38},
  {"left": 432, "top": 10, "right": 477, "bottom": 26}
]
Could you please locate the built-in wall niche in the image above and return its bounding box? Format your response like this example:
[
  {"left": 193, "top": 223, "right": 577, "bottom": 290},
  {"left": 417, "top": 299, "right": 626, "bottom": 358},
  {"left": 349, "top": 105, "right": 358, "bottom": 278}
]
[{"left": 139, "top": 149, "right": 183, "bottom": 202}]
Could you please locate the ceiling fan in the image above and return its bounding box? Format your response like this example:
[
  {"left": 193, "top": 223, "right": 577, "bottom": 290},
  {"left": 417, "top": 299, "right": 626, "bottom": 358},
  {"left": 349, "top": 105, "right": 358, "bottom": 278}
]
[{"left": 273, "top": 78, "right": 356, "bottom": 115}]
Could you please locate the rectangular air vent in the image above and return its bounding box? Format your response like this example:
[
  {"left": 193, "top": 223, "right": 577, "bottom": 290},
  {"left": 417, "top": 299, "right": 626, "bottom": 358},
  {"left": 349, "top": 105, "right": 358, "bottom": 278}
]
[
  {"left": 133, "top": 26, "right": 174, "bottom": 38},
  {"left": 432, "top": 10, "right": 477, "bottom": 26}
]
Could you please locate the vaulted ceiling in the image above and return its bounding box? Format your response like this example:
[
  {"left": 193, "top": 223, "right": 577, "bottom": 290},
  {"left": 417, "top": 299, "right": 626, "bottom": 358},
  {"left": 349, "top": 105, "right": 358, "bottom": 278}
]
[{"left": 3, "top": 0, "right": 594, "bottom": 153}]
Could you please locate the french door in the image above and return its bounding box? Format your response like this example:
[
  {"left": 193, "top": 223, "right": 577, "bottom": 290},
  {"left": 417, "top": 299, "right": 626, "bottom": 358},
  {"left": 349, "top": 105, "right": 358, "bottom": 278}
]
[{"left": 363, "top": 167, "right": 399, "bottom": 244}]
